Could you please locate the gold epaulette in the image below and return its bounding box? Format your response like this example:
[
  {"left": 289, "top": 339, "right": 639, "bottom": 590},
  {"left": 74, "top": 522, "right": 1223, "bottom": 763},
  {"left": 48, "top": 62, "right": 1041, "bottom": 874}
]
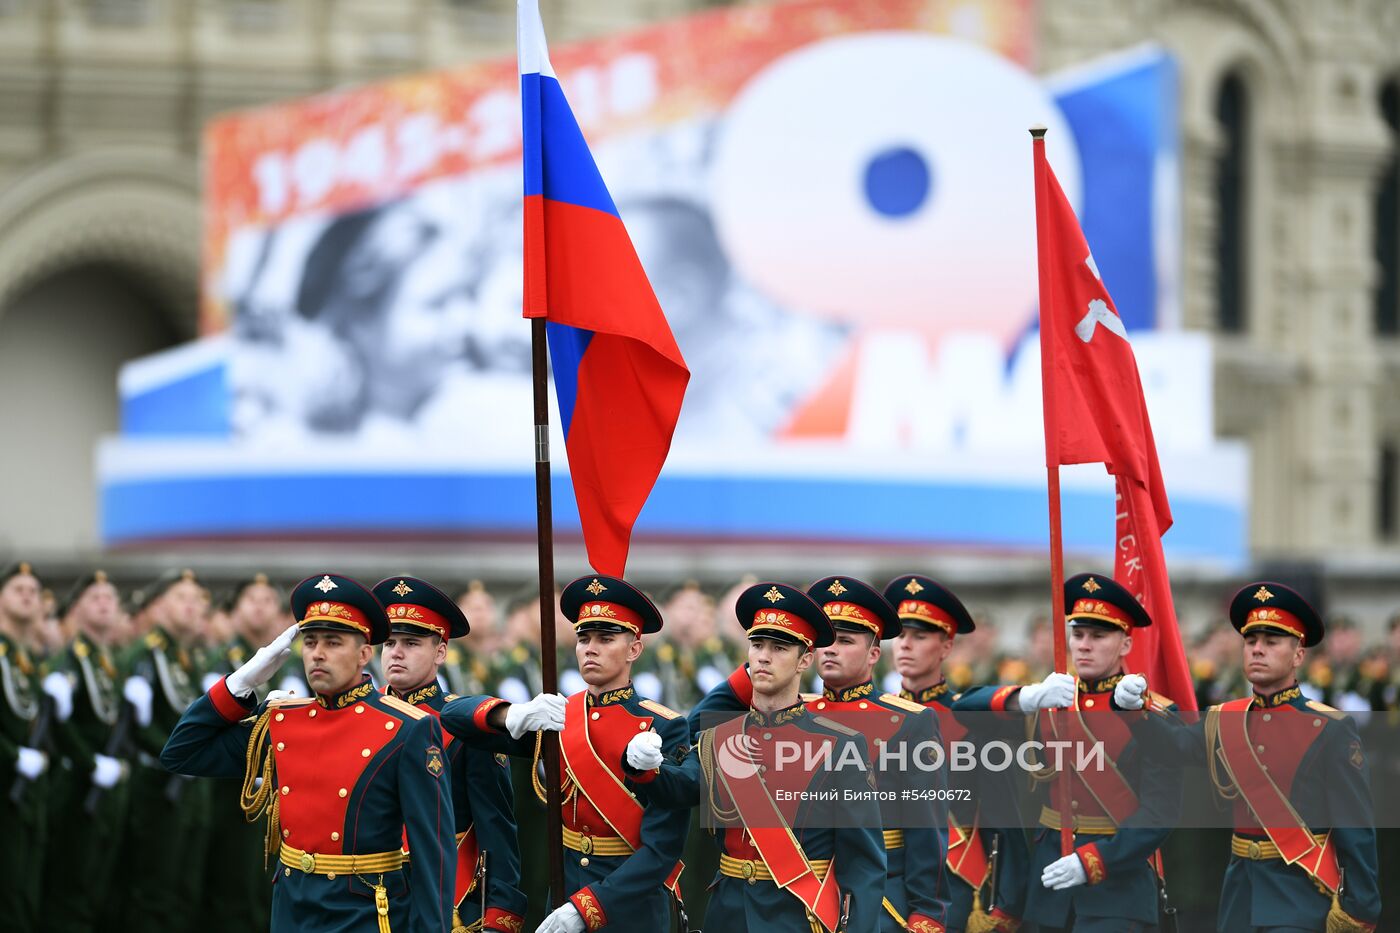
[
  {"left": 811, "top": 715, "right": 858, "bottom": 736},
  {"left": 879, "top": 692, "right": 927, "bottom": 713},
  {"left": 379, "top": 695, "right": 429, "bottom": 719},
  {"left": 1306, "top": 700, "right": 1346, "bottom": 720},
  {"left": 268, "top": 696, "right": 314, "bottom": 709},
  {"left": 445, "top": 693, "right": 459, "bottom": 702},
  {"left": 638, "top": 698, "right": 681, "bottom": 720}
]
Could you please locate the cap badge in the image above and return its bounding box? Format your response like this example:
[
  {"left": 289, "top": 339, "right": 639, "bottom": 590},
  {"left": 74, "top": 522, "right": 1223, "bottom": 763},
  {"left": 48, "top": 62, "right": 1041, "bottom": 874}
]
[
  {"left": 586, "top": 578, "right": 607, "bottom": 596},
  {"left": 762, "top": 586, "right": 785, "bottom": 604},
  {"left": 1082, "top": 578, "right": 1102, "bottom": 593},
  {"left": 903, "top": 579, "right": 924, "bottom": 595},
  {"left": 393, "top": 580, "right": 413, "bottom": 597},
  {"left": 1253, "top": 586, "right": 1275, "bottom": 602},
  {"left": 827, "top": 579, "right": 848, "bottom": 596},
  {"left": 314, "top": 575, "right": 338, "bottom": 593}
]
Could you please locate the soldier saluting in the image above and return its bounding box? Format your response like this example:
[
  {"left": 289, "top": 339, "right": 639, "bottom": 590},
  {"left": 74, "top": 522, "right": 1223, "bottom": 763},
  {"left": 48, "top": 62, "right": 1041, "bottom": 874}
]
[
  {"left": 161, "top": 572, "right": 457, "bottom": 931},
  {"left": 1122, "top": 582, "right": 1381, "bottom": 932},
  {"left": 373, "top": 575, "right": 527, "bottom": 933}
]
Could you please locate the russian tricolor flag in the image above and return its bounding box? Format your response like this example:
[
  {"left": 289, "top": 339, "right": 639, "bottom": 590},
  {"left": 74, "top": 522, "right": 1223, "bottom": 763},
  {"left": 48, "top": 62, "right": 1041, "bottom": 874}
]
[{"left": 518, "top": 0, "right": 690, "bottom": 576}]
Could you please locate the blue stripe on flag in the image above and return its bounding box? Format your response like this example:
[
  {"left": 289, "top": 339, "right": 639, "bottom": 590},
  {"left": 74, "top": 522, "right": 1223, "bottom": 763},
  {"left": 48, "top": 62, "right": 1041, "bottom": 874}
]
[
  {"left": 520, "top": 73, "right": 618, "bottom": 216},
  {"left": 545, "top": 321, "right": 593, "bottom": 437}
]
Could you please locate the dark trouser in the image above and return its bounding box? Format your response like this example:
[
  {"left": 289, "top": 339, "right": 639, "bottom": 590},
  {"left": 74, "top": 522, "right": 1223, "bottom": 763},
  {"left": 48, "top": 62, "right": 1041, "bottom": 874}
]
[
  {"left": 42, "top": 764, "right": 129, "bottom": 933},
  {"left": 202, "top": 775, "right": 272, "bottom": 933},
  {"left": 1, "top": 775, "right": 47, "bottom": 933},
  {"left": 119, "top": 763, "right": 212, "bottom": 931}
]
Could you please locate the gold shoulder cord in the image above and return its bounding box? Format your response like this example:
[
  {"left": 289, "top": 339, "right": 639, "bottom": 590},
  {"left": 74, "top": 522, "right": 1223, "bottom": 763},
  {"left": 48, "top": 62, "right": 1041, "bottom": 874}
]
[
  {"left": 698, "top": 731, "right": 738, "bottom": 824},
  {"left": 531, "top": 731, "right": 576, "bottom": 808},
  {"left": 240, "top": 708, "right": 280, "bottom": 864},
  {"left": 1203, "top": 706, "right": 1239, "bottom": 800},
  {"left": 1026, "top": 713, "right": 1057, "bottom": 787}
]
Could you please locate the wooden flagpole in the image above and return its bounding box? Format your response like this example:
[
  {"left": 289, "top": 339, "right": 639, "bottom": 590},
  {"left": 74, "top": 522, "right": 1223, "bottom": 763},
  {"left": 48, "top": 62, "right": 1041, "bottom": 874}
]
[{"left": 530, "top": 316, "right": 567, "bottom": 906}]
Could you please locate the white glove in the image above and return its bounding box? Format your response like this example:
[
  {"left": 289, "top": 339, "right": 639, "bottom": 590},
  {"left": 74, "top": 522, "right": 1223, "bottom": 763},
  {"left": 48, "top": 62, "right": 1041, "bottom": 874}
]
[
  {"left": 625, "top": 730, "right": 664, "bottom": 770},
  {"left": 91, "top": 753, "right": 123, "bottom": 789},
  {"left": 16, "top": 746, "right": 47, "bottom": 780},
  {"left": 504, "top": 693, "right": 567, "bottom": 739},
  {"left": 123, "top": 676, "right": 154, "bottom": 728},
  {"left": 1042, "top": 852, "right": 1088, "bottom": 890},
  {"left": 536, "top": 901, "right": 586, "bottom": 933},
  {"left": 226, "top": 623, "right": 299, "bottom": 698},
  {"left": 1018, "top": 672, "right": 1077, "bottom": 711},
  {"left": 42, "top": 672, "right": 74, "bottom": 722},
  {"left": 1113, "top": 674, "right": 1148, "bottom": 711},
  {"left": 265, "top": 689, "right": 297, "bottom": 704}
]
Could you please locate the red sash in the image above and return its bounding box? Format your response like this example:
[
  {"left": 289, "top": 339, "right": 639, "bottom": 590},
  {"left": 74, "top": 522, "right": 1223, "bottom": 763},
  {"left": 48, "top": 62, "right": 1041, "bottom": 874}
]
[
  {"left": 455, "top": 826, "right": 480, "bottom": 908},
  {"left": 559, "top": 694, "right": 683, "bottom": 894},
  {"left": 947, "top": 816, "right": 989, "bottom": 890},
  {"left": 1044, "top": 709, "right": 1139, "bottom": 825},
  {"left": 1212, "top": 698, "right": 1341, "bottom": 893},
  {"left": 711, "top": 717, "right": 842, "bottom": 933}
]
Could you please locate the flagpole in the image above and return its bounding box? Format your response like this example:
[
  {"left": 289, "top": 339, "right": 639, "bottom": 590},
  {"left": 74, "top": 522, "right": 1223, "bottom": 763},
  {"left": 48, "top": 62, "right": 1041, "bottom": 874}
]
[
  {"left": 1031, "top": 124, "right": 1074, "bottom": 859},
  {"left": 531, "top": 316, "right": 567, "bottom": 907}
]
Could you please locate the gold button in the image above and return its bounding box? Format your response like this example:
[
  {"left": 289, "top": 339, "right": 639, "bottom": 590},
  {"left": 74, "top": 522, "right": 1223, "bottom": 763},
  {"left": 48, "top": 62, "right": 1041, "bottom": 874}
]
[
  {"left": 637, "top": 722, "right": 647, "bottom": 731},
  {"left": 1256, "top": 745, "right": 1265, "bottom": 753},
  {"left": 331, "top": 831, "right": 340, "bottom": 841},
  {"left": 1313, "top": 719, "right": 1323, "bottom": 727},
  {"left": 339, "top": 788, "right": 348, "bottom": 797},
  {"left": 385, "top": 722, "right": 394, "bottom": 730},
  {"left": 277, "top": 742, "right": 285, "bottom": 751},
  {"left": 1263, "top": 713, "right": 1271, "bottom": 722},
  {"left": 1084, "top": 698, "right": 1095, "bottom": 708},
  {"left": 816, "top": 702, "right": 826, "bottom": 710},
  {"left": 579, "top": 857, "right": 590, "bottom": 867},
  {"left": 1071, "top": 800, "right": 1080, "bottom": 810},
  {"left": 858, "top": 701, "right": 868, "bottom": 710},
  {"left": 284, "top": 868, "right": 291, "bottom": 877},
  {"left": 327, "top": 872, "right": 336, "bottom": 880},
  {"left": 591, "top": 712, "right": 600, "bottom": 720},
  {"left": 282, "top": 828, "right": 290, "bottom": 838},
  {"left": 890, "top": 715, "right": 900, "bottom": 723},
  {"left": 361, "top": 748, "right": 371, "bottom": 758},
  {"left": 355, "top": 705, "right": 364, "bottom": 714},
  {"left": 281, "top": 786, "right": 290, "bottom": 795},
  {"left": 309, "top": 709, "right": 317, "bottom": 718},
  {"left": 275, "top": 713, "right": 285, "bottom": 722},
  {"left": 763, "top": 732, "right": 773, "bottom": 740}
]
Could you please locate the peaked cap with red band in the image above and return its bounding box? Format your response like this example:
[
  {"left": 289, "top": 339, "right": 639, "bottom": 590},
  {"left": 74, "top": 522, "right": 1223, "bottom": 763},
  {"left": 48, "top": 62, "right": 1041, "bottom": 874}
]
[
  {"left": 1229, "top": 581, "right": 1323, "bottom": 647},
  {"left": 291, "top": 573, "right": 390, "bottom": 645},
  {"left": 561, "top": 574, "right": 663, "bottom": 637},
  {"left": 372, "top": 576, "right": 470, "bottom": 641},
  {"left": 882, "top": 574, "right": 975, "bottom": 637},
  {"left": 807, "top": 575, "right": 901, "bottom": 640},
  {"left": 736, "top": 582, "right": 833, "bottom": 649},
  {"left": 1064, "top": 572, "right": 1151, "bottom": 632}
]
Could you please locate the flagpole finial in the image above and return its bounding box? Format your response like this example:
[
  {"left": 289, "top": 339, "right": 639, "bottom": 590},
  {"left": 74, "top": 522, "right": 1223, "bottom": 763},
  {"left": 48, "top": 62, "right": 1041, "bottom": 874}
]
[{"left": 1029, "top": 124, "right": 1048, "bottom": 139}]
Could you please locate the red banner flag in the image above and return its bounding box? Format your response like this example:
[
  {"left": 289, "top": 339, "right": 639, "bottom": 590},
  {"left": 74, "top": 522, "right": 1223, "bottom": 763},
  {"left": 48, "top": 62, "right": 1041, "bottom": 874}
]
[{"left": 1034, "top": 133, "right": 1196, "bottom": 712}]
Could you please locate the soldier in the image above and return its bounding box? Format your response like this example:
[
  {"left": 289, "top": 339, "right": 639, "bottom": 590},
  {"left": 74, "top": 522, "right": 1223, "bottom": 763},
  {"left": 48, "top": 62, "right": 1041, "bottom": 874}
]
[
  {"left": 643, "top": 581, "right": 735, "bottom": 710},
  {"left": 694, "top": 575, "right": 949, "bottom": 933},
  {"left": 162, "top": 572, "right": 457, "bottom": 930},
  {"left": 883, "top": 574, "right": 1028, "bottom": 933},
  {"left": 118, "top": 567, "right": 213, "bottom": 931},
  {"left": 954, "top": 573, "right": 1181, "bottom": 933},
  {"left": 373, "top": 575, "right": 527, "bottom": 933},
  {"left": 442, "top": 574, "right": 690, "bottom": 933},
  {"left": 41, "top": 570, "right": 130, "bottom": 933},
  {"left": 0, "top": 561, "right": 48, "bottom": 932},
  {"left": 444, "top": 580, "right": 502, "bottom": 698},
  {"left": 630, "top": 581, "right": 888, "bottom": 932},
  {"left": 1122, "top": 582, "right": 1381, "bottom": 932}
]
